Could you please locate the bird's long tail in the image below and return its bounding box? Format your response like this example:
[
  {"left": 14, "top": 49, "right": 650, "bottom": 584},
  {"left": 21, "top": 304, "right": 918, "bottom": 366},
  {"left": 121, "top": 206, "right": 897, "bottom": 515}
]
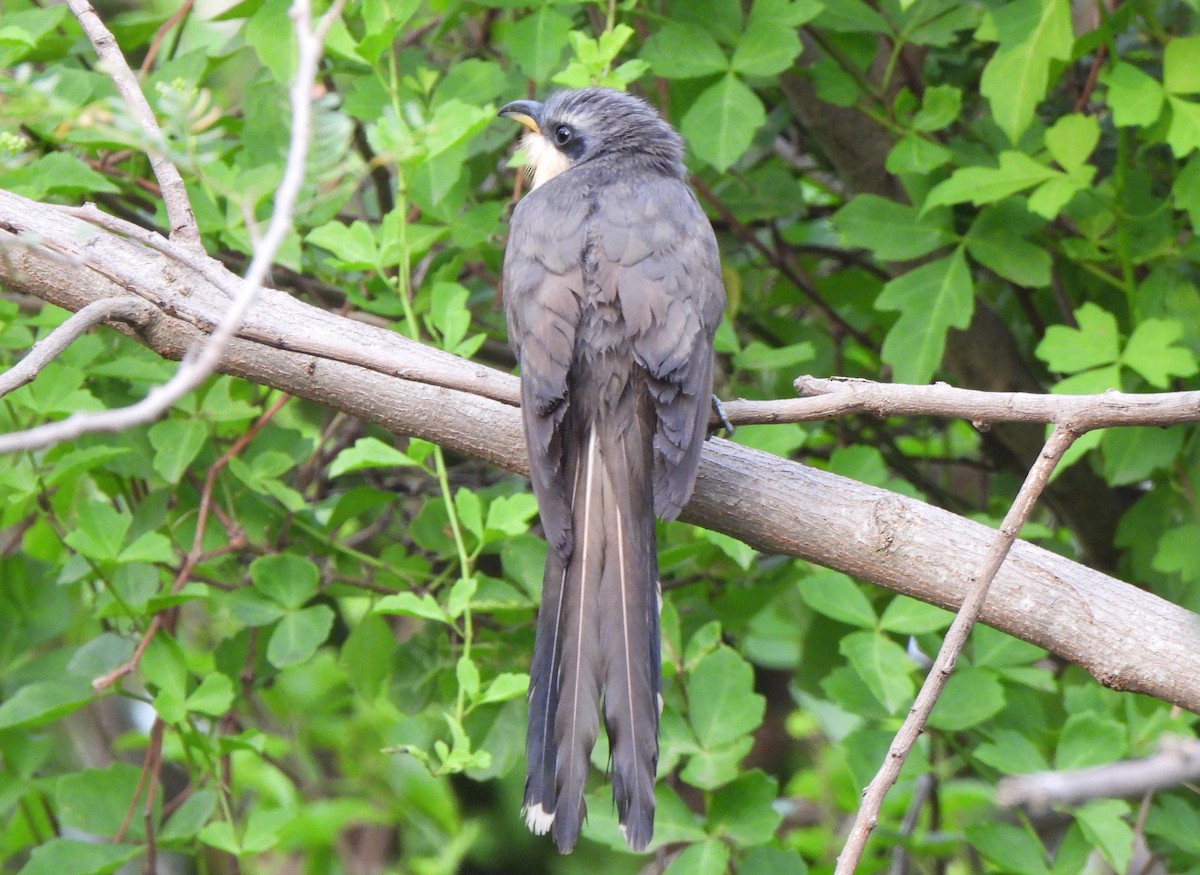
[{"left": 523, "top": 408, "right": 660, "bottom": 853}]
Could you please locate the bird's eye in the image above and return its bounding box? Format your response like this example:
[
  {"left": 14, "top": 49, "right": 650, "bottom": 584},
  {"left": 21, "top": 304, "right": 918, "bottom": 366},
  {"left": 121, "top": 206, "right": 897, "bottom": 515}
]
[{"left": 554, "top": 125, "right": 573, "bottom": 146}]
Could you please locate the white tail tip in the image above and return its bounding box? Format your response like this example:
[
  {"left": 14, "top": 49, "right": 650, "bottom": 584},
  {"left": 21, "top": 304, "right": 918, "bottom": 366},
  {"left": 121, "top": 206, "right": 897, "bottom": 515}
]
[{"left": 524, "top": 804, "right": 555, "bottom": 835}]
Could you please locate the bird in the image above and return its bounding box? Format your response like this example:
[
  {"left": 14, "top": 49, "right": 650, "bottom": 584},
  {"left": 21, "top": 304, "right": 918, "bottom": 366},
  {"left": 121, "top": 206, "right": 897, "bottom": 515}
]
[{"left": 498, "top": 88, "right": 726, "bottom": 853}]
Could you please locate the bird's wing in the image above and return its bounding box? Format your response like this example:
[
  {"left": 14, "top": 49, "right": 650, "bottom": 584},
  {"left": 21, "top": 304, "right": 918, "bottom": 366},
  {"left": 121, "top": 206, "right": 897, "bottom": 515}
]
[
  {"left": 596, "top": 175, "right": 726, "bottom": 520},
  {"left": 503, "top": 190, "right": 590, "bottom": 556}
]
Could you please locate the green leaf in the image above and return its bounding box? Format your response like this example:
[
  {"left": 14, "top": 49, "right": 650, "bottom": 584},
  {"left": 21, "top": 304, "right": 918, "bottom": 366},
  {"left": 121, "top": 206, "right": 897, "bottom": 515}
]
[
  {"left": 877, "top": 248, "right": 975, "bottom": 383},
  {"left": 886, "top": 133, "right": 954, "bottom": 174},
  {"left": 879, "top": 596, "right": 953, "bottom": 634},
  {"left": 1045, "top": 114, "right": 1099, "bottom": 173},
  {"left": 1100, "top": 426, "right": 1185, "bottom": 486},
  {"left": 928, "top": 667, "right": 1005, "bottom": 731},
  {"left": 225, "top": 589, "right": 287, "bottom": 626},
  {"left": 478, "top": 672, "right": 528, "bottom": 704},
  {"left": 731, "top": 18, "right": 802, "bottom": 77},
  {"left": 251, "top": 553, "right": 320, "bottom": 610},
  {"left": 187, "top": 672, "right": 235, "bottom": 716},
  {"left": 1035, "top": 303, "right": 1119, "bottom": 374},
  {"left": 63, "top": 500, "right": 130, "bottom": 563},
  {"left": 687, "top": 646, "right": 766, "bottom": 748},
  {"left": 1122, "top": 318, "right": 1199, "bottom": 387},
  {"left": 966, "top": 822, "right": 1050, "bottom": 875},
  {"left": 429, "top": 281, "right": 472, "bottom": 350},
  {"left": 680, "top": 735, "right": 754, "bottom": 790},
  {"left": 1100, "top": 62, "right": 1165, "bottom": 127},
  {"left": 741, "top": 846, "right": 809, "bottom": 875},
  {"left": 798, "top": 570, "right": 876, "bottom": 627},
  {"left": 707, "top": 770, "right": 782, "bottom": 845},
  {"left": 975, "top": 728, "right": 1051, "bottom": 774},
  {"left": 0, "top": 680, "right": 92, "bottom": 730},
  {"left": 266, "top": 604, "right": 335, "bottom": 668},
  {"left": 912, "top": 84, "right": 961, "bottom": 131},
  {"left": 834, "top": 195, "right": 952, "bottom": 260},
  {"left": 1075, "top": 800, "right": 1134, "bottom": 875},
  {"left": 339, "top": 612, "right": 394, "bottom": 699},
  {"left": 1167, "top": 96, "right": 1200, "bottom": 158},
  {"left": 1173, "top": 153, "right": 1200, "bottom": 229},
  {"left": 147, "top": 418, "right": 208, "bottom": 484},
  {"left": 17, "top": 839, "right": 140, "bottom": 875},
  {"left": 484, "top": 493, "right": 539, "bottom": 537},
  {"left": 682, "top": 73, "right": 766, "bottom": 172},
  {"left": 118, "top": 531, "right": 175, "bottom": 565},
  {"left": 158, "top": 790, "right": 218, "bottom": 844},
  {"left": 329, "top": 437, "right": 418, "bottom": 477},
  {"left": 446, "top": 575, "right": 478, "bottom": 620},
  {"left": 1164, "top": 35, "right": 1200, "bottom": 95},
  {"left": 965, "top": 202, "right": 1051, "bottom": 288},
  {"left": 839, "top": 631, "right": 915, "bottom": 714},
  {"left": 454, "top": 489, "right": 483, "bottom": 541},
  {"left": 244, "top": 0, "right": 295, "bottom": 83},
  {"left": 663, "top": 839, "right": 730, "bottom": 875},
  {"left": 44, "top": 446, "right": 130, "bottom": 488},
  {"left": 1056, "top": 712, "right": 1126, "bottom": 769},
  {"left": 1146, "top": 796, "right": 1200, "bottom": 854},
  {"left": 972, "top": 626, "right": 1046, "bottom": 668},
  {"left": 374, "top": 591, "right": 447, "bottom": 623},
  {"left": 925, "top": 151, "right": 1057, "bottom": 209},
  {"left": 641, "top": 23, "right": 728, "bottom": 79},
  {"left": 683, "top": 620, "right": 723, "bottom": 670},
  {"left": 695, "top": 528, "right": 757, "bottom": 569},
  {"left": 1031, "top": 170, "right": 1089, "bottom": 218},
  {"left": 56, "top": 763, "right": 144, "bottom": 838},
  {"left": 979, "top": 0, "right": 1073, "bottom": 142},
  {"left": 456, "top": 655, "right": 480, "bottom": 700},
  {"left": 0, "top": 152, "right": 120, "bottom": 200},
  {"left": 1153, "top": 523, "right": 1200, "bottom": 582},
  {"left": 651, "top": 784, "right": 709, "bottom": 845},
  {"left": 306, "top": 220, "right": 378, "bottom": 269},
  {"left": 731, "top": 340, "right": 815, "bottom": 371}
]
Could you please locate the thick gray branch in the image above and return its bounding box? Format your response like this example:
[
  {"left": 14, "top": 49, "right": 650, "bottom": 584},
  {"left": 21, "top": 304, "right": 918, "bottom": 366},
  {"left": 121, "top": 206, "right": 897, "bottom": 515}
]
[{"left": 2, "top": 189, "right": 1199, "bottom": 715}]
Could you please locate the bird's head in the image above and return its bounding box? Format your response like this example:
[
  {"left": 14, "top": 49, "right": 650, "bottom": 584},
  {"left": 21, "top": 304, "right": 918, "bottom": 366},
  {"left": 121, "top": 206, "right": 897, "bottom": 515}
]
[{"left": 498, "top": 88, "right": 685, "bottom": 190}]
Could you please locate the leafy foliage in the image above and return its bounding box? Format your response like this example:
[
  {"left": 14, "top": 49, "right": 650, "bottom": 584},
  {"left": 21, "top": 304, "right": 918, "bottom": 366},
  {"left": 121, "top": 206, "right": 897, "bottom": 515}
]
[{"left": 1, "top": 0, "right": 1199, "bottom": 872}]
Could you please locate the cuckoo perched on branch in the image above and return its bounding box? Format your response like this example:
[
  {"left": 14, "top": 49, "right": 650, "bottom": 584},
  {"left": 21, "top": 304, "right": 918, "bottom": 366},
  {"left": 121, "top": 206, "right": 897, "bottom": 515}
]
[{"left": 498, "top": 88, "right": 726, "bottom": 853}]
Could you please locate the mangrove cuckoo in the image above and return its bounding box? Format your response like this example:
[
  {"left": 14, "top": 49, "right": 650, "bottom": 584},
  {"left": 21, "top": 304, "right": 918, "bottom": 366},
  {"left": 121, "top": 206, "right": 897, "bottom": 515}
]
[{"left": 499, "top": 88, "right": 726, "bottom": 853}]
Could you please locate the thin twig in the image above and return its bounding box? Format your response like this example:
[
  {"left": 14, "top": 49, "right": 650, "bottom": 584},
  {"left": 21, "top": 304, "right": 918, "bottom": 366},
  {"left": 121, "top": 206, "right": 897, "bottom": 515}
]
[
  {"left": 718, "top": 376, "right": 1200, "bottom": 431},
  {"left": 997, "top": 737, "right": 1200, "bottom": 811},
  {"left": 835, "top": 425, "right": 1079, "bottom": 873},
  {"left": 138, "top": 0, "right": 195, "bottom": 75},
  {"left": 0, "top": 298, "right": 149, "bottom": 398},
  {"left": 64, "top": 0, "right": 201, "bottom": 249},
  {"left": 0, "top": 0, "right": 345, "bottom": 456},
  {"left": 115, "top": 717, "right": 164, "bottom": 844}
]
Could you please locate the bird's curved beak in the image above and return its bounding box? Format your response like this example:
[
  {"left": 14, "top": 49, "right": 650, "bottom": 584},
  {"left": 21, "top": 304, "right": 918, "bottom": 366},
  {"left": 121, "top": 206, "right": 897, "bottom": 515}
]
[{"left": 498, "top": 100, "right": 544, "bottom": 134}]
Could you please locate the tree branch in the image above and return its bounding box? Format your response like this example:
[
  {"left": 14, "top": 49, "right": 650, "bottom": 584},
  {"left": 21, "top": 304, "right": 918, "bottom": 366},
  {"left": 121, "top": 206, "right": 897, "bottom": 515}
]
[
  {"left": 717, "top": 376, "right": 1200, "bottom": 429},
  {"left": 65, "top": 0, "right": 201, "bottom": 249},
  {"left": 836, "top": 425, "right": 1078, "bottom": 872},
  {"left": 1, "top": 0, "right": 346, "bottom": 455},
  {"left": 997, "top": 737, "right": 1200, "bottom": 811},
  {"left": 0, "top": 297, "right": 150, "bottom": 398},
  {"left": 2, "top": 190, "right": 1199, "bottom": 718}
]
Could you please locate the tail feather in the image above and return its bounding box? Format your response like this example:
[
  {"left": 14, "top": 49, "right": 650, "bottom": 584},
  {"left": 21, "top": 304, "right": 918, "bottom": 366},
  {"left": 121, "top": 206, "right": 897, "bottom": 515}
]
[
  {"left": 550, "top": 428, "right": 605, "bottom": 852},
  {"left": 599, "top": 421, "right": 659, "bottom": 851},
  {"left": 525, "top": 402, "right": 661, "bottom": 854},
  {"left": 523, "top": 559, "right": 565, "bottom": 835}
]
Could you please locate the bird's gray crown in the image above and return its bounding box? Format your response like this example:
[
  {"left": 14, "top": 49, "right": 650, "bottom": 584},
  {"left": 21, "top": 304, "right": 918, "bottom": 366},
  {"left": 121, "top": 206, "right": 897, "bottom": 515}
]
[{"left": 536, "top": 88, "right": 686, "bottom": 179}]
